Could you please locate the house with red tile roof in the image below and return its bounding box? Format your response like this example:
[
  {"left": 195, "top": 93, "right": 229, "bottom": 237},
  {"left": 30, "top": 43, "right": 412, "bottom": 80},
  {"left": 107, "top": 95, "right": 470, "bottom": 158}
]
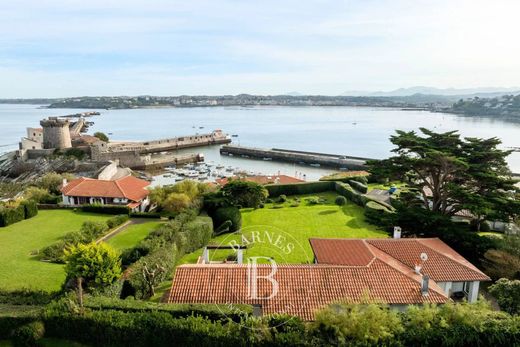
[
  {"left": 309, "top": 238, "right": 490, "bottom": 303},
  {"left": 60, "top": 176, "right": 150, "bottom": 212},
  {"left": 167, "top": 236, "right": 489, "bottom": 320},
  {"left": 215, "top": 174, "right": 304, "bottom": 186}
]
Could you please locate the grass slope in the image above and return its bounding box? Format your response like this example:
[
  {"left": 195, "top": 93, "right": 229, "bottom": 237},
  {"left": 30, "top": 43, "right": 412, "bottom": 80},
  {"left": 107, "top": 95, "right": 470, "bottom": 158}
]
[
  {"left": 181, "top": 192, "right": 387, "bottom": 264},
  {"left": 106, "top": 221, "right": 163, "bottom": 250},
  {"left": 0, "top": 210, "right": 109, "bottom": 292}
]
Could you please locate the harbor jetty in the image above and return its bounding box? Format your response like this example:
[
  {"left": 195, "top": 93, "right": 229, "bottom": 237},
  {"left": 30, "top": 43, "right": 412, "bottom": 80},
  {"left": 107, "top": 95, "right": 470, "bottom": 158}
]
[{"left": 220, "top": 145, "right": 375, "bottom": 170}]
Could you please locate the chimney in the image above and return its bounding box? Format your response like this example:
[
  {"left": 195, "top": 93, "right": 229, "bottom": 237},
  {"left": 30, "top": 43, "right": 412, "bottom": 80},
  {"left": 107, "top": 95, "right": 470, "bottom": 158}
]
[
  {"left": 421, "top": 275, "right": 430, "bottom": 296},
  {"left": 62, "top": 178, "right": 68, "bottom": 188},
  {"left": 393, "top": 226, "right": 401, "bottom": 239}
]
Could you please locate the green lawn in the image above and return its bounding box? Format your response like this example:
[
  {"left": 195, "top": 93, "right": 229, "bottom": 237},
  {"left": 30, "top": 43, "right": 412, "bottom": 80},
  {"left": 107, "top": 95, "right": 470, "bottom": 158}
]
[
  {"left": 106, "top": 221, "right": 163, "bottom": 250},
  {"left": 180, "top": 192, "right": 387, "bottom": 264},
  {"left": 0, "top": 210, "right": 109, "bottom": 292}
]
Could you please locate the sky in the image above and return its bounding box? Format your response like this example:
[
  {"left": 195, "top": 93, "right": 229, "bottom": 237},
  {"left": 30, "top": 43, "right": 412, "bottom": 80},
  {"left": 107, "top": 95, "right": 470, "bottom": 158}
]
[{"left": 1, "top": 0, "right": 520, "bottom": 97}]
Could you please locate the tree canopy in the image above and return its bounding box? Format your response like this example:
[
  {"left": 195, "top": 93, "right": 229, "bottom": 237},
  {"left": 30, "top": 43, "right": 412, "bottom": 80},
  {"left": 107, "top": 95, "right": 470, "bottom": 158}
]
[
  {"left": 221, "top": 179, "right": 268, "bottom": 208},
  {"left": 368, "top": 128, "right": 519, "bottom": 226}
]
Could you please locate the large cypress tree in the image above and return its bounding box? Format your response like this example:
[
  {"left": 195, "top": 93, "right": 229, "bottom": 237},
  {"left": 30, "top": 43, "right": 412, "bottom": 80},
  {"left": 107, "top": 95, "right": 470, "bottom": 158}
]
[{"left": 369, "top": 128, "right": 519, "bottom": 228}]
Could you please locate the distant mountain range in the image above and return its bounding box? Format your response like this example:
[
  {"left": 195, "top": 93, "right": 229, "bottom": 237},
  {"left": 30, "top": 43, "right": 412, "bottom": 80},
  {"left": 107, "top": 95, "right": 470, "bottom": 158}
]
[{"left": 341, "top": 86, "right": 520, "bottom": 98}]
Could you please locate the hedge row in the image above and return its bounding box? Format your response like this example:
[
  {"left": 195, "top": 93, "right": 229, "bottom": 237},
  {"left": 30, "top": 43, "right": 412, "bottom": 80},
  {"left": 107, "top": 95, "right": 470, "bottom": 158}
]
[
  {"left": 81, "top": 204, "right": 130, "bottom": 215},
  {"left": 106, "top": 214, "right": 130, "bottom": 229},
  {"left": 5, "top": 301, "right": 520, "bottom": 347},
  {"left": 0, "top": 200, "right": 38, "bottom": 227},
  {"left": 83, "top": 296, "right": 251, "bottom": 322},
  {"left": 348, "top": 179, "right": 368, "bottom": 194},
  {"left": 212, "top": 207, "right": 241, "bottom": 234},
  {"left": 123, "top": 215, "right": 213, "bottom": 299},
  {"left": 334, "top": 182, "right": 393, "bottom": 210},
  {"left": 129, "top": 212, "right": 162, "bottom": 219},
  {"left": 265, "top": 181, "right": 335, "bottom": 197}
]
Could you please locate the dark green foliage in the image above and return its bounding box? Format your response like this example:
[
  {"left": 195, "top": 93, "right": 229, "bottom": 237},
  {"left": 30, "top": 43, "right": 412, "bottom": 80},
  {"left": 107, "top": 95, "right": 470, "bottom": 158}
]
[
  {"left": 129, "top": 212, "right": 162, "bottom": 219},
  {"left": 203, "top": 191, "right": 231, "bottom": 216},
  {"left": 0, "top": 204, "right": 25, "bottom": 227},
  {"left": 489, "top": 278, "right": 520, "bottom": 315},
  {"left": 124, "top": 214, "right": 213, "bottom": 298},
  {"left": 82, "top": 296, "right": 252, "bottom": 322},
  {"left": 41, "top": 221, "right": 110, "bottom": 263},
  {"left": 0, "top": 317, "right": 38, "bottom": 341},
  {"left": 335, "top": 182, "right": 365, "bottom": 206},
  {"left": 81, "top": 204, "right": 130, "bottom": 215},
  {"left": 20, "top": 200, "right": 38, "bottom": 219},
  {"left": 364, "top": 201, "right": 394, "bottom": 227},
  {"left": 305, "top": 197, "right": 320, "bottom": 205},
  {"left": 0, "top": 289, "right": 56, "bottom": 305},
  {"left": 221, "top": 180, "right": 268, "bottom": 208},
  {"left": 278, "top": 194, "right": 287, "bottom": 203},
  {"left": 64, "top": 148, "right": 86, "bottom": 160},
  {"left": 212, "top": 207, "right": 242, "bottom": 233},
  {"left": 214, "top": 220, "right": 232, "bottom": 236},
  {"left": 335, "top": 195, "right": 347, "bottom": 206},
  {"left": 11, "top": 321, "right": 45, "bottom": 346},
  {"left": 106, "top": 214, "right": 129, "bottom": 229},
  {"left": 93, "top": 132, "right": 109, "bottom": 142},
  {"left": 266, "top": 181, "right": 335, "bottom": 197},
  {"left": 347, "top": 179, "right": 368, "bottom": 194}
]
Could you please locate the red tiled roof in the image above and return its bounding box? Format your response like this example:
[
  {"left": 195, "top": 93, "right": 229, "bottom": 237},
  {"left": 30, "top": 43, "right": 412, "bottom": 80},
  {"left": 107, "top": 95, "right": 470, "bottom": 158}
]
[
  {"left": 311, "top": 238, "right": 490, "bottom": 282},
  {"left": 61, "top": 176, "right": 150, "bottom": 202},
  {"left": 168, "top": 261, "right": 448, "bottom": 320},
  {"left": 216, "top": 175, "right": 304, "bottom": 186}
]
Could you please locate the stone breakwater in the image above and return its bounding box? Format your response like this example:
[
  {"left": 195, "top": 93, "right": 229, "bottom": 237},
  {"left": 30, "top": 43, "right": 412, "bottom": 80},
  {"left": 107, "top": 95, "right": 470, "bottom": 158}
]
[{"left": 220, "top": 145, "right": 375, "bottom": 170}]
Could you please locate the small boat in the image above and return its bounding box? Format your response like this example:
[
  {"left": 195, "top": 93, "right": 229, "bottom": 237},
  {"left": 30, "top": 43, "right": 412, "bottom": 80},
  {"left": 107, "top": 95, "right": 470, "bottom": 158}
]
[
  {"left": 175, "top": 176, "right": 184, "bottom": 182},
  {"left": 199, "top": 126, "right": 204, "bottom": 129},
  {"left": 310, "top": 163, "right": 321, "bottom": 167},
  {"left": 263, "top": 157, "right": 273, "bottom": 161},
  {"left": 226, "top": 166, "right": 234, "bottom": 172},
  {"left": 198, "top": 174, "right": 209, "bottom": 180},
  {"left": 108, "top": 132, "right": 113, "bottom": 135},
  {"left": 164, "top": 174, "right": 172, "bottom": 178},
  {"left": 216, "top": 164, "right": 225, "bottom": 169},
  {"left": 241, "top": 155, "right": 249, "bottom": 158},
  {"left": 231, "top": 134, "right": 239, "bottom": 137},
  {"left": 186, "top": 170, "right": 199, "bottom": 178}
]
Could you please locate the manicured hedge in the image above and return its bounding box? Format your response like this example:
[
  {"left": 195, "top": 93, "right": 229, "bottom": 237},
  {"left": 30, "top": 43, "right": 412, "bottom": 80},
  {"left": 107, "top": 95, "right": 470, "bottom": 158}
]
[
  {"left": 348, "top": 179, "right": 368, "bottom": 194},
  {"left": 0, "top": 204, "right": 25, "bottom": 227},
  {"left": 83, "top": 296, "right": 251, "bottom": 322},
  {"left": 81, "top": 204, "right": 130, "bottom": 215},
  {"left": 265, "top": 181, "right": 335, "bottom": 197},
  {"left": 130, "top": 212, "right": 162, "bottom": 219},
  {"left": 212, "top": 207, "right": 241, "bottom": 233},
  {"left": 20, "top": 200, "right": 38, "bottom": 219},
  {"left": 0, "top": 316, "right": 38, "bottom": 340},
  {"left": 106, "top": 214, "right": 130, "bottom": 229}
]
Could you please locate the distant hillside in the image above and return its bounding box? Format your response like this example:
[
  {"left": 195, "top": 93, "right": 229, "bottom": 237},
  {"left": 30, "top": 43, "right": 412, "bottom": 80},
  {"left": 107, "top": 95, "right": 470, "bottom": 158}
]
[
  {"left": 443, "top": 94, "right": 520, "bottom": 121},
  {"left": 342, "top": 86, "right": 520, "bottom": 98}
]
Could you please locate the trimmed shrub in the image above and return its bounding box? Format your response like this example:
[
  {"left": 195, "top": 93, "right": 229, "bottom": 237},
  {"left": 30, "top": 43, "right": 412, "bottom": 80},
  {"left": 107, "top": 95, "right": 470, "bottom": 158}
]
[
  {"left": 107, "top": 214, "right": 130, "bottom": 229},
  {"left": 266, "top": 181, "right": 335, "bottom": 197},
  {"left": 278, "top": 194, "right": 288, "bottom": 203},
  {"left": 212, "top": 207, "right": 241, "bottom": 233},
  {"left": 0, "top": 289, "right": 56, "bottom": 305},
  {"left": 20, "top": 200, "right": 38, "bottom": 219},
  {"left": 130, "top": 212, "right": 162, "bottom": 219},
  {"left": 305, "top": 197, "right": 320, "bottom": 205},
  {"left": 214, "top": 220, "right": 233, "bottom": 236},
  {"left": 335, "top": 196, "right": 347, "bottom": 206},
  {"left": 320, "top": 171, "right": 370, "bottom": 183},
  {"left": 348, "top": 179, "right": 368, "bottom": 194},
  {"left": 11, "top": 321, "right": 45, "bottom": 346},
  {"left": 81, "top": 204, "right": 130, "bottom": 215},
  {"left": 0, "top": 204, "right": 25, "bottom": 227}
]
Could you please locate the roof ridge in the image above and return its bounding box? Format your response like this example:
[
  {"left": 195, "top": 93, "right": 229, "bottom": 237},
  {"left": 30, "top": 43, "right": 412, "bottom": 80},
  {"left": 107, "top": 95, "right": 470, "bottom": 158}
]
[{"left": 113, "top": 178, "right": 126, "bottom": 197}]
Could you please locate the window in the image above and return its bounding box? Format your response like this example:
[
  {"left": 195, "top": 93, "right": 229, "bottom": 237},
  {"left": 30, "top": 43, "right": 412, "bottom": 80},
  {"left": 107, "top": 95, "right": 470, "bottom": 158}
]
[{"left": 463, "top": 282, "right": 470, "bottom": 293}]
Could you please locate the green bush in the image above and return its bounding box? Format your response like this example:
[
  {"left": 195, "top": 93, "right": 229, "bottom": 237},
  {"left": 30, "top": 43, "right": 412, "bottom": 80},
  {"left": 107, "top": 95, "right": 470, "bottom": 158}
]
[
  {"left": 348, "top": 179, "right": 368, "bottom": 194},
  {"left": 278, "top": 194, "right": 287, "bottom": 203},
  {"left": 214, "top": 220, "right": 233, "bottom": 236},
  {"left": 335, "top": 182, "right": 365, "bottom": 206},
  {"left": 212, "top": 207, "right": 241, "bottom": 233},
  {"left": 335, "top": 196, "right": 347, "bottom": 206},
  {"left": 40, "top": 240, "right": 67, "bottom": 263},
  {"left": 265, "top": 181, "right": 335, "bottom": 197},
  {"left": 20, "top": 200, "right": 38, "bottom": 219},
  {"left": 11, "top": 321, "right": 45, "bottom": 346},
  {"left": 0, "top": 316, "right": 38, "bottom": 341},
  {"left": 0, "top": 204, "right": 25, "bottom": 227},
  {"left": 107, "top": 214, "right": 130, "bottom": 229},
  {"left": 0, "top": 289, "right": 56, "bottom": 305},
  {"left": 489, "top": 278, "right": 520, "bottom": 315},
  {"left": 81, "top": 204, "right": 130, "bottom": 215},
  {"left": 130, "top": 212, "right": 162, "bottom": 219},
  {"left": 305, "top": 197, "right": 320, "bottom": 205}
]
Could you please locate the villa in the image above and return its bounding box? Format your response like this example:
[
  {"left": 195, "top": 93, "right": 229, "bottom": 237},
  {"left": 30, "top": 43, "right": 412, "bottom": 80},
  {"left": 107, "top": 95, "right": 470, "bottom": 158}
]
[
  {"left": 167, "top": 236, "right": 489, "bottom": 320},
  {"left": 60, "top": 176, "right": 151, "bottom": 212}
]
